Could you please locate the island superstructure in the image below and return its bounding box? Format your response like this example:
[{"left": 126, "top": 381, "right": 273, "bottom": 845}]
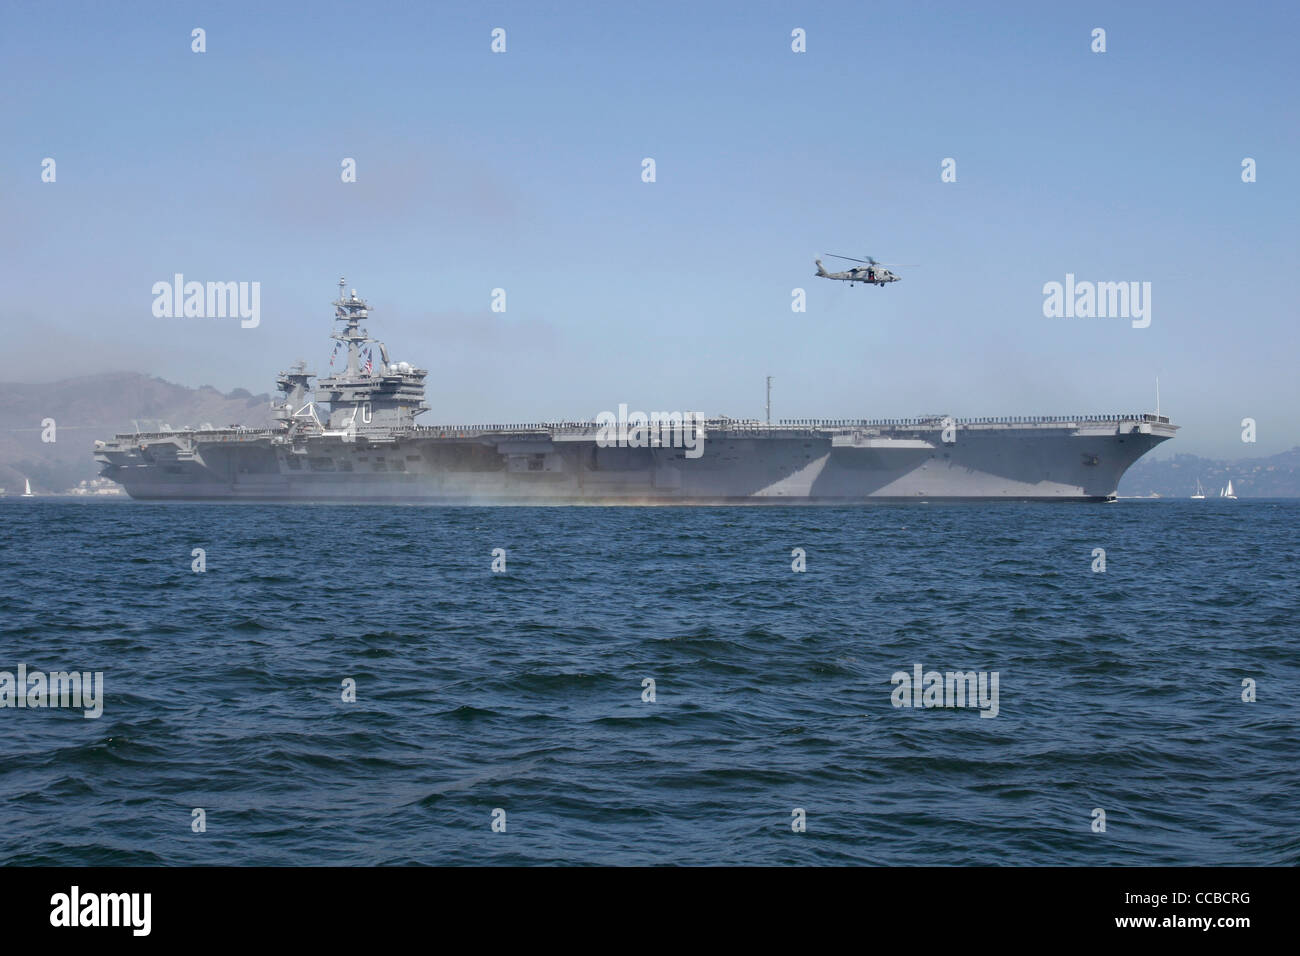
[{"left": 94, "top": 280, "right": 1177, "bottom": 503}]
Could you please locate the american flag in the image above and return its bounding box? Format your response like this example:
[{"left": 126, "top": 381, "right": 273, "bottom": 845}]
[
  {"left": 329, "top": 343, "right": 339, "bottom": 367},
  {"left": 363, "top": 348, "right": 372, "bottom": 375}
]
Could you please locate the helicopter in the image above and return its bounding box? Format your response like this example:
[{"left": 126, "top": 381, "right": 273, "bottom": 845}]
[{"left": 814, "top": 254, "right": 903, "bottom": 287}]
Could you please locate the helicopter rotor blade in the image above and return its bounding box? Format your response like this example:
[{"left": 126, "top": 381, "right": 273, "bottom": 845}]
[{"left": 824, "top": 253, "right": 918, "bottom": 267}]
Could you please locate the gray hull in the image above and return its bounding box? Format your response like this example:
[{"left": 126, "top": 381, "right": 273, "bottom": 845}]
[
  {"left": 96, "top": 416, "right": 1175, "bottom": 504},
  {"left": 92, "top": 284, "right": 1177, "bottom": 504}
]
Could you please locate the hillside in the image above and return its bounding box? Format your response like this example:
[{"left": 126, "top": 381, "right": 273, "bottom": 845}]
[
  {"left": 1118, "top": 447, "right": 1300, "bottom": 498},
  {"left": 0, "top": 374, "right": 274, "bottom": 493}
]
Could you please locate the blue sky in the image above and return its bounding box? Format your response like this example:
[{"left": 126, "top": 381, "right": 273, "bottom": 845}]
[{"left": 3, "top": 0, "right": 1297, "bottom": 457}]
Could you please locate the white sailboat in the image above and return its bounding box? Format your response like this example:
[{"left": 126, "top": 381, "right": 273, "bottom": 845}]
[
  {"left": 20, "top": 478, "right": 34, "bottom": 497},
  {"left": 1224, "top": 479, "right": 1237, "bottom": 500},
  {"left": 1191, "top": 478, "right": 1206, "bottom": 499}
]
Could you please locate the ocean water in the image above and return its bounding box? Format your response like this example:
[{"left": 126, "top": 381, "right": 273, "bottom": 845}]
[{"left": 0, "top": 499, "right": 1295, "bottom": 866}]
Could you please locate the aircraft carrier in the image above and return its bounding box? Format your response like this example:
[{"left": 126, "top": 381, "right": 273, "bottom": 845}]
[{"left": 95, "top": 281, "right": 1176, "bottom": 503}]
